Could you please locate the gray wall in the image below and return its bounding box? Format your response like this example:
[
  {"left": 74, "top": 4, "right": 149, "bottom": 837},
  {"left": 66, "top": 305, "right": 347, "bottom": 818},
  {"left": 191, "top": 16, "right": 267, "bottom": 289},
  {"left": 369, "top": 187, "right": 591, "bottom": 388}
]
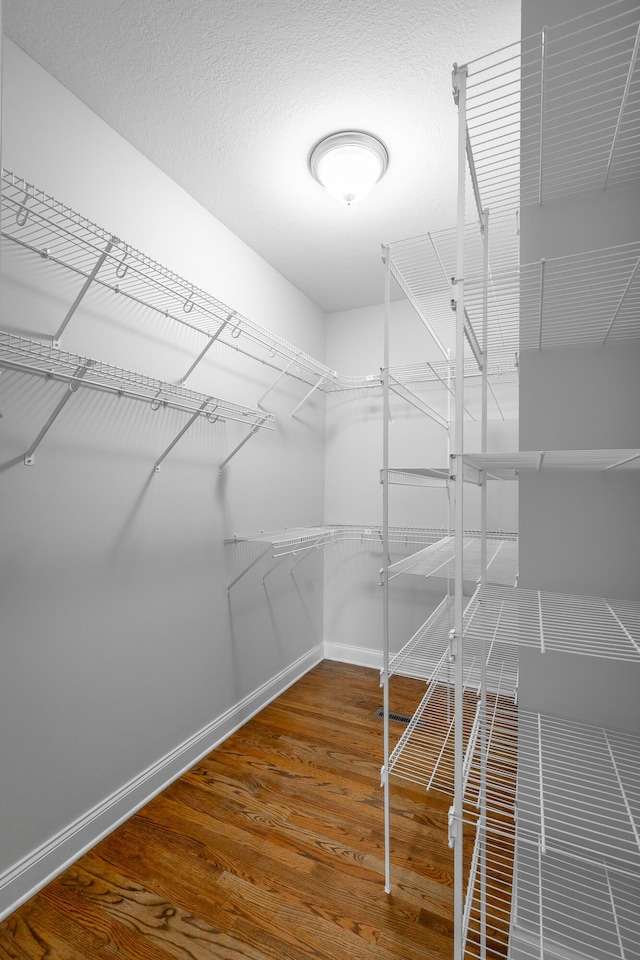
[
  {"left": 0, "top": 38, "right": 326, "bottom": 910},
  {"left": 518, "top": 0, "right": 640, "bottom": 735},
  {"left": 518, "top": 196, "right": 640, "bottom": 734}
]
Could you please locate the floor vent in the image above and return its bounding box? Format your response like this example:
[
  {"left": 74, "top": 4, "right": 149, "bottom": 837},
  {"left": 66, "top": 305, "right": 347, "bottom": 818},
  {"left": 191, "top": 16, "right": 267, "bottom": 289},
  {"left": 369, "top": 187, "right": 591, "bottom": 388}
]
[{"left": 375, "top": 707, "right": 412, "bottom": 724}]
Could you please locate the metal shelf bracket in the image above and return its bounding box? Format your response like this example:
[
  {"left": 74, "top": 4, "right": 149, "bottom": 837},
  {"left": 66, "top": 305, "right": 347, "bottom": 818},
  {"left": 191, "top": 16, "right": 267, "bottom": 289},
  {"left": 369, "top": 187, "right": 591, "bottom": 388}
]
[
  {"left": 448, "top": 805, "right": 458, "bottom": 848},
  {"left": 53, "top": 235, "right": 118, "bottom": 347},
  {"left": 218, "top": 418, "right": 267, "bottom": 474},
  {"left": 153, "top": 397, "right": 214, "bottom": 472},
  {"left": 226, "top": 544, "right": 273, "bottom": 595},
  {"left": 178, "top": 313, "right": 234, "bottom": 384},
  {"left": 290, "top": 374, "right": 328, "bottom": 419},
  {"left": 257, "top": 357, "right": 297, "bottom": 408},
  {"left": 24, "top": 361, "right": 94, "bottom": 465}
]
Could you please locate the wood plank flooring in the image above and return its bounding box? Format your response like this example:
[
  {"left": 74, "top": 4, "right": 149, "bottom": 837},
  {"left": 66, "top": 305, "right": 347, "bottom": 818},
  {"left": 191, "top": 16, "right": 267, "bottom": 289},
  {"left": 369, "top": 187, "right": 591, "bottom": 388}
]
[{"left": 0, "top": 661, "right": 475, "bottom": 960}]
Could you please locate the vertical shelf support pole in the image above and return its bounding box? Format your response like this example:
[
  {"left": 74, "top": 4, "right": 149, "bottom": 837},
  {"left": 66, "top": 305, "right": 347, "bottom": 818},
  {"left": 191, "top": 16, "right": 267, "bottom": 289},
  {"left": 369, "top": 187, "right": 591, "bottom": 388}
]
[
  {"left": 479, "top": 206, "right": 490, "bottom": 960},
  {"left": 452, "top": 61, "right": 468, "bottom": 960},
  {"left": 537, "top": 259, "right": 546, "bottom": 350},
  {"left": 382, "top": 244, "right": 392, "bottom": 894},
  {"left": 53, "top": 236, "right": 117, "bottom": 346},
  {"left": 538, "top": 26, "right": 548, "bottom": 207},
  {"left": 24, "top": 361, "right": 93, "bottom": 465}
]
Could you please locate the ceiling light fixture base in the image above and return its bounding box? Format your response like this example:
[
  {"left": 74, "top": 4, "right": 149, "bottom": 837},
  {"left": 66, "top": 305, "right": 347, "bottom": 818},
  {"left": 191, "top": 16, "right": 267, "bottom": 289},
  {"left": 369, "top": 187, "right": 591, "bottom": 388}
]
[{"left": 309, "top": 131, "right": 389, "bottom": 205}]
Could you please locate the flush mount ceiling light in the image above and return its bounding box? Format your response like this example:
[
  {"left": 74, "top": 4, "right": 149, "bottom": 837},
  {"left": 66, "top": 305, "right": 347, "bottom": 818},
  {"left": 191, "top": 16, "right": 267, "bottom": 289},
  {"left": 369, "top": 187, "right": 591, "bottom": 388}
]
[{"left": 309, "top": 131, "right": 389, "bottom": 206}]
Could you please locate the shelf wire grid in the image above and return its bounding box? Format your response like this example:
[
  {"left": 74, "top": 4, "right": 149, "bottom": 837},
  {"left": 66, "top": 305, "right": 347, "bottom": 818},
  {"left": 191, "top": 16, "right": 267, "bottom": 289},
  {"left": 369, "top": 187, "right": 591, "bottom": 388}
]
[
  {"left": 387, "top": 215, "right": 521, "bottom": 365},
  {"left": 388, "top": 535, "right": 519, "bottom": 587},
  {"left": 463, "top": 817, "right": 516, "bottom": 960},
  {"left": 388, "top": 634, "right": 518, "bottom": 796},
  {"left": 520, "top": 241, "right": 640, "bottom": 349},
  {"left": 465, "top": 585, "right": 640, "bottom": 661},
  {"left": 389, "top": 228, "right": 640, "bottom": 369},
  {"left": 516, "top": 712, "right": 640, "bottom": 878},
  {"left": 226, "top": 524, "right": 452, "bottom": 551},
  {"left": 509, "top": 839, "right": 640, "bottom": 960},
  {"left": 388, "top": 595, "right": 519, "bottom": 696},
  {"left": 1, "top": 169, "right": 336, "bottom": 389},
  {"left": 458, "top": 448, "right": 640, "bottom": 481},
  {"left": 463, "top": 0, "right": 640, "bottom": 215},
  {"left": 0, "top": 330, "right": 274, "bottom": 429},
  {"left": 463, "top": 709, "right": 640, "bottom": 960},
  {"left": 2, "top": 168, "right": 526, "bottom": 402}
]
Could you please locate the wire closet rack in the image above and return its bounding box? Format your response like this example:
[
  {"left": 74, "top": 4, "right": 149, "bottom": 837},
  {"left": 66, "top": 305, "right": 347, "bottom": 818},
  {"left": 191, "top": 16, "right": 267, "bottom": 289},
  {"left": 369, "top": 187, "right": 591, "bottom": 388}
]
[
  {"left": 2, "top": 167, "right": 525, "bottom": 428},
  {"left": 0, "top": 331, "right": 274, "bottom": 471},
  {"left": 224, "top": 524, "right": 464, "bottom": 593},
  {"left": 380, "top": 4, "right": 640, "bottom": 960}
]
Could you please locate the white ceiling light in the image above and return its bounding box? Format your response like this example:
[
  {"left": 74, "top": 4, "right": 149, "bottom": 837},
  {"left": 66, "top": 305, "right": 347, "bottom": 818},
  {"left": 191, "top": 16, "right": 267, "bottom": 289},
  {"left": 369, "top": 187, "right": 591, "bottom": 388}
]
[{"left": 309, "top": 131, "right": 389, "bottom": 206}]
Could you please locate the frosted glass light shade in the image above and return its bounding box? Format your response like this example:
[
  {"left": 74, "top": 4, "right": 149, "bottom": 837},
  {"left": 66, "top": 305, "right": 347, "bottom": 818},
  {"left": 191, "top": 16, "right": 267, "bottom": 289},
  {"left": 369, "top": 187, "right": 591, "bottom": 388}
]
[{"left": 309, "top": 132, "right": 389, "bottom": 205}]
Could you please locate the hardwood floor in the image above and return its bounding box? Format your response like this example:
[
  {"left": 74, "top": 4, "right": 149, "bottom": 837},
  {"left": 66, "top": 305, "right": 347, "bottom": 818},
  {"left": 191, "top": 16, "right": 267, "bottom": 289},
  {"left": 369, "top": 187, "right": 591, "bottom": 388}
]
[{"left": 0, "top": 661, "right": 470, "bottom": 960}]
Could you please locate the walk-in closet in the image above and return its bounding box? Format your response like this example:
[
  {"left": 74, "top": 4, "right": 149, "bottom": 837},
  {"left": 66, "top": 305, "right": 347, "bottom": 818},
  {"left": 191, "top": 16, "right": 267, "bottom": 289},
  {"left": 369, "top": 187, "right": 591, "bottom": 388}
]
[{"left": 1, "top": 0, "right": 638, "bottom": 958}]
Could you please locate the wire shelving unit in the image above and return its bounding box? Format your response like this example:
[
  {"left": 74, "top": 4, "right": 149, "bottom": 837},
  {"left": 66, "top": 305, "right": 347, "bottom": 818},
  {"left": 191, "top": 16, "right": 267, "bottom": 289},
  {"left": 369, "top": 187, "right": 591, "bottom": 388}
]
[
  {"left": 2, "top": 167, "right": 524, "bottom": 422},
  {"left": 388, "top": 535, "right": 519, "bottom": 586},
  {"left": 224, "top": 524, "right": 451, "bottom": 593},
  {"left": 382, "top": 5, "right": 640, "bottom": 960},
  {"left": 450, "top": 3, "right": 640, "bottom": 959},
  {"left": 0, "top": 330, "right": 273, "bottom": 470},
  {"left": 0, "top": 169, "right": 337, "bottom": 399}
]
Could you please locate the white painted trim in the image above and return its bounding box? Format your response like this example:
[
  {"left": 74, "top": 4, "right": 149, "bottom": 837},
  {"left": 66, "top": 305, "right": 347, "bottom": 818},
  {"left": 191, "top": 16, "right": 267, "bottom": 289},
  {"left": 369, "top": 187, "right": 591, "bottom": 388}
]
[
  {"left": 0, "top": 643, "right": 323, "bottom": 921},
  {"left": 324, "top": 641, "right": 382, "bottom": 670}
]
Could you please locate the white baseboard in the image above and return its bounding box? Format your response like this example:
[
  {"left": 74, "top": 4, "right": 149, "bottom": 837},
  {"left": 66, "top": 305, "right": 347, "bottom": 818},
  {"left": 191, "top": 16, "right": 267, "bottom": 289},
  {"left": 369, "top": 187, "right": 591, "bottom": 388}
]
[
  {"left": 323, "top": 642, "right": 382, "bottom": 670},
  {"left": 0, "top": 643, "right": 324, "bottom": 922}
]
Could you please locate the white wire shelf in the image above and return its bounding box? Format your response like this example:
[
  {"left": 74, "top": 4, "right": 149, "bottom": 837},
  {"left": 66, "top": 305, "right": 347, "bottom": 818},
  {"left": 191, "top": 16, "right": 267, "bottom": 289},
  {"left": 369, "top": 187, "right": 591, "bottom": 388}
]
[
  {"left": 388, "top": 535, "right": 519, "bottom": 587},
  {"left": 1, "top": 168, "right": 527, "bottom": 406},
  {"left": 388, "top": 595, "right": 520, "bottom": 695},
  {"left": 388, "top": 630, "right": 518, "bottom": 797},
  {"left": 509, "top": 841, "right": 640, "bottom": 960},
  {"left": 464, "top": 817, "right": 640, "bottom": 960},
  {"left": 463, "top": 711, "right": 640, "bottom": 960},
  {"left": 516, "top": 712, "right": 640, "bottom": 879},
  {"left": 224, "top": 524, "right": 450, "bottom": 592},
  {"left": 387, "top": 217, "right": 521, "bottom": 365},
  {"left": 385, "top": 467, "right": 452, "bottom": 487},
  {"left": 225, "top": 523, "right": 451, "bottom": 550},
  {"left": 463, "top": 816, "right": 516, "bottom": 960},
  {"left": 389, "top": 664, "right": 517, "bottom": 800},
  {"left": 449, "top": 449, "right": 640, "bottom": 483},
  {"left": 390, "top": 229, "right": 640, "bottom": 364},
  {"left": 0, "top": 330, "right": 273, "bottom": 430},
  {"left": 1, "top": 168, "right": 337, "bottom": 391},
  {"left": 520, "top": 242, "right": 640, "bottom": 350},
  {"left": 465, "top": 585, "right": 640, "bottom": 662},
  {"left": 462, "top": 0, "right": 640, "bottom": 215}
]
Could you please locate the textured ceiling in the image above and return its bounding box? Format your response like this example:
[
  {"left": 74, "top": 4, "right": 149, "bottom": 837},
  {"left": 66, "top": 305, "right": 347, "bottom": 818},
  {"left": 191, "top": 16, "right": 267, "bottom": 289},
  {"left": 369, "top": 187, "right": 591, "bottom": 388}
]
[{"left": 4, "top": 0, "right": 520, "bottom": 314}]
